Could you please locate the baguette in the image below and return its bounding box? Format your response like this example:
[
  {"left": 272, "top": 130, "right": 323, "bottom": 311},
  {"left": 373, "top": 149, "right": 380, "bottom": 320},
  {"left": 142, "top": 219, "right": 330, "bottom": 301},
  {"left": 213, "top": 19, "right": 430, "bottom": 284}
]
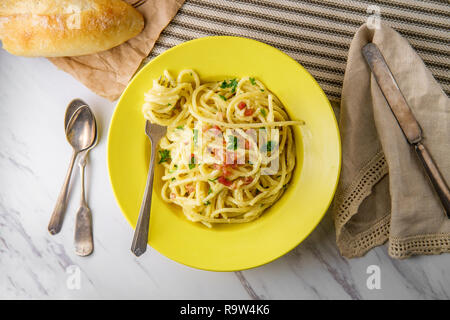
[{"left": 0, "top": 0, "right": 145, "bottom": 57}]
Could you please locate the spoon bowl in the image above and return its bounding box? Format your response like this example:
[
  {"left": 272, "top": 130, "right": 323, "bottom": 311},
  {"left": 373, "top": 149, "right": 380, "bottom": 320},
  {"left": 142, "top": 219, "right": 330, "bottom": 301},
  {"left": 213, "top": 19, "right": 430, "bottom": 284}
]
[
  {"left": 66, "top": 106, "right": 97, "bottom": 152},
  {"left": 65, "top": 99, "right": 88, "bottom": 130}
]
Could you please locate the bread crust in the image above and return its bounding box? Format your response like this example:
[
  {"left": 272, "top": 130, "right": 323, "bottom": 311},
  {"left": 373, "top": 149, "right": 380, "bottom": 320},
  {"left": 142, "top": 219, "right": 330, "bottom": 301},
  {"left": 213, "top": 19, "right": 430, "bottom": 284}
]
[{"left": 0, "top": 0, "right": 145, "bottom": 57}]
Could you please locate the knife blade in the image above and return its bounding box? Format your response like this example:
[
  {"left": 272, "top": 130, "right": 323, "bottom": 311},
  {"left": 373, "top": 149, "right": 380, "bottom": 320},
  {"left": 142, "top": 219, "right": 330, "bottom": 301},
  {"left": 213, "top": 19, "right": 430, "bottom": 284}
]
[{"left": 362, "top": 42, "right": 450, "bottom": 218}]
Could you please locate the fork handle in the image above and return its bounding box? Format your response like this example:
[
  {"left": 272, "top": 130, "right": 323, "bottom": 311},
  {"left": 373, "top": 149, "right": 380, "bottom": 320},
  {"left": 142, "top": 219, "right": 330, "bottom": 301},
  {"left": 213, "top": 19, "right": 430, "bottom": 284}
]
[{"left": 131, "top": 139, "right": 157, "bottom": 256}]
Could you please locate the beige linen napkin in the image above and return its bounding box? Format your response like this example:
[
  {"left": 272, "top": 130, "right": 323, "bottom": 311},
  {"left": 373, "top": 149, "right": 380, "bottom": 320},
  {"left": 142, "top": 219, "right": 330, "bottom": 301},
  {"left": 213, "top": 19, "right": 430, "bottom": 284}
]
[
  {"left": 49, "top": 0, "right": 185, "bottom": 101},
  {"left": 334, "top": 23, "right": 450, "bottom": 259}
]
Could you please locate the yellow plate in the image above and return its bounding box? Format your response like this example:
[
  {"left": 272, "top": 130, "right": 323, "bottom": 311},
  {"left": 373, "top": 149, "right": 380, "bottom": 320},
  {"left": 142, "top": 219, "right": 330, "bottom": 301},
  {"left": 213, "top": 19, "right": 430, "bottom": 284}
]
[{"left": 107, "top": 36, "right": 341, "bottom": 271}]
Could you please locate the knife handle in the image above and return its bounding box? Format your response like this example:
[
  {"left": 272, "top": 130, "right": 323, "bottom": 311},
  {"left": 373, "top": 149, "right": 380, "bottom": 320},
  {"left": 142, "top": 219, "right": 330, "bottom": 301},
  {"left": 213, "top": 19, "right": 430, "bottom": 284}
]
[{"left": 414, "top": 142, "right": 450, "bottom": 218}]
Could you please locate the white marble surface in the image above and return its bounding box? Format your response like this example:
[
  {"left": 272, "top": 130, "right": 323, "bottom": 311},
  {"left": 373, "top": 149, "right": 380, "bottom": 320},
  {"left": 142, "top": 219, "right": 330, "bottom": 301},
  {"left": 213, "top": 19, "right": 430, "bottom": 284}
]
[{"left": 1, "top": 48, "right": 449, "bottom": 300}]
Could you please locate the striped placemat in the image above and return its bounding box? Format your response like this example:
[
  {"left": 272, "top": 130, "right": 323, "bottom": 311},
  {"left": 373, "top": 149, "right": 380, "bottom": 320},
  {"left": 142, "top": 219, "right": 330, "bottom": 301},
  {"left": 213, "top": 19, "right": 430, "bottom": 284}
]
[{"left": 146, "top": 0, "right": 449, "bottom": 102}]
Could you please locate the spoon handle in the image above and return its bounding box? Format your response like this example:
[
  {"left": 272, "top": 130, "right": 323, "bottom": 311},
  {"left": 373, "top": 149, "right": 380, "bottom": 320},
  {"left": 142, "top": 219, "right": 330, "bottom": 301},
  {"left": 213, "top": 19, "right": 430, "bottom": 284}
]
[
  {"left": 48, "top": 150, "right": 78, "bottom": 235},
  {"left": 74, "top": 155, "right": 94, "bottom": 256},
  {"left": 131, "top": 139, "right": 157, "bottom": 256}
]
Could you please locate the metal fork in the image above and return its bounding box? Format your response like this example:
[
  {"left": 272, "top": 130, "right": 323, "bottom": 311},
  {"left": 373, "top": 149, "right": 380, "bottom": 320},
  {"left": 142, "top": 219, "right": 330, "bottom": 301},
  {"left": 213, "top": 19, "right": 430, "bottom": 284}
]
[
  {"left": 131, "top": 121, "right": 167, "bottom": 256},
  {"left": 131, "top": 75, "right": 170, "bottom": 256}
]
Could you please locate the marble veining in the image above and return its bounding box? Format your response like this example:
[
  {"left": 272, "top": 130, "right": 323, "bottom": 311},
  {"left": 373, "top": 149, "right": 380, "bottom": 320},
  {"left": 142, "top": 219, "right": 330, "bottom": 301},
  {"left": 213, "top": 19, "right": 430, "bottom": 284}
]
[{"left": 1, "top": 49, "right": 449, "bottom": 300}]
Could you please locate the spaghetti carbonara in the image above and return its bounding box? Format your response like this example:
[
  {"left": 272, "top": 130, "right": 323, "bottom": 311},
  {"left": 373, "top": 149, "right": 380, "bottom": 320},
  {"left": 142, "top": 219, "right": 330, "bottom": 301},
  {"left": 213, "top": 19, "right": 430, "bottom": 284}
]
[{"left": 143, "top": 70, "right": 303, "bottom": 227}]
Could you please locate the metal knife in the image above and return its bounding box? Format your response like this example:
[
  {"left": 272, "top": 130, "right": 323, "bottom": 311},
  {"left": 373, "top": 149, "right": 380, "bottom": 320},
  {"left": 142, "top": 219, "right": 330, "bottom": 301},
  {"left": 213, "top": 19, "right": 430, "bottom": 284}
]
[{"left": 362, "top": 43, "right": 450, "bottom": 218}]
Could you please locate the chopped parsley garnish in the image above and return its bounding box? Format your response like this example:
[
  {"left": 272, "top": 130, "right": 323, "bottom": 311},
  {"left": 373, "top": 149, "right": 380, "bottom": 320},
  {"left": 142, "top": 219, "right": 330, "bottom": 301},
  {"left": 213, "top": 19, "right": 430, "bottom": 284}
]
[
  {"left": 220, "top": 79, "right": 238, "bottom": 93},
  {"left": 171, "top": 178, "right": 176, "bottom": 181},
  {"left": 158, "top": 149, "right": 170, "bottom": 164},
  {"left": 208, "top": 188, "right": 212, "bottom": 195},
  {"left": 260, "top": 89, "right": 265, "bottom": 92},
  {"left": 168, "top": 103, "right": 172, "bottom": 106},
  {"left": 193, "top": 129, "right": 199, "bottom": 144},
  {"left": 204, "top": 200, "right": 211, "bottom": 206},
  {"left": 261, "top": 141, "right": 276, "bottom": 153},
  {"left": 176, "top": 125, "right": 184, "bottom": 130},
  {"left": 220, "top": 80, "right": 228, "bottom": 89},
  {"left": 260, "top": 109, "right": 267, "bottom": 117},
  {"left": 208, "top": 177, "right": 218, "bottom": 182},
  {"left": 227, "top": 135, "right": 238, "bottom": 150},
  {"left": 189, "top": 154, "right": 196, "bottom": 170},
  {"left": 219, "top": 94, "right": 227, "bottom": 101},
  {"left": 249, "top": 77, "right": 256, "bottom": 85},
  {"left": 229, "top": 79, "right": 238, "bottom": 93}
]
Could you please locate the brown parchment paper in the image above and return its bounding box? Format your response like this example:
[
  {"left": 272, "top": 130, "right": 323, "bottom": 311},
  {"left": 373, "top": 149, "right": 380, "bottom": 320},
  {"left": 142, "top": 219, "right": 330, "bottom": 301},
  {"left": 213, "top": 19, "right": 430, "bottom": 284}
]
[{"left": 49, "top": 0, "right": 185, "bottom": 101}]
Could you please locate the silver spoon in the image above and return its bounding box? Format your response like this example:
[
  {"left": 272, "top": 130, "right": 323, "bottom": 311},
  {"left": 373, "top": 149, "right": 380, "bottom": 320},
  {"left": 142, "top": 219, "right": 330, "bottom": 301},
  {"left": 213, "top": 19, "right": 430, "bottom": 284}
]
[
  {"left": 63, "top": 99, "right": 98, "bottom": 255},
  {"left": 48, "top": 106, "right": 96, "bottom": 235},
  {"left": 74, "top": 106, "right": 97, "bottom": 256}
]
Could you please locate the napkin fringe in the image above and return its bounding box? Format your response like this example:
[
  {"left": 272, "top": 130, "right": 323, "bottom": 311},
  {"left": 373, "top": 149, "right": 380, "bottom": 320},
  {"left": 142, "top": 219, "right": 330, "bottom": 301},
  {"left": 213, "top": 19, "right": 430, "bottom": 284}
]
[
  {"left": 334, "top": 151, "right": 390, "bottom": 257},
  {"left": 340, "top": 215, "right": 390, "bottom": 258},
  {"left": 389, "top": 234, "right": 450, "bottom": 259}
]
